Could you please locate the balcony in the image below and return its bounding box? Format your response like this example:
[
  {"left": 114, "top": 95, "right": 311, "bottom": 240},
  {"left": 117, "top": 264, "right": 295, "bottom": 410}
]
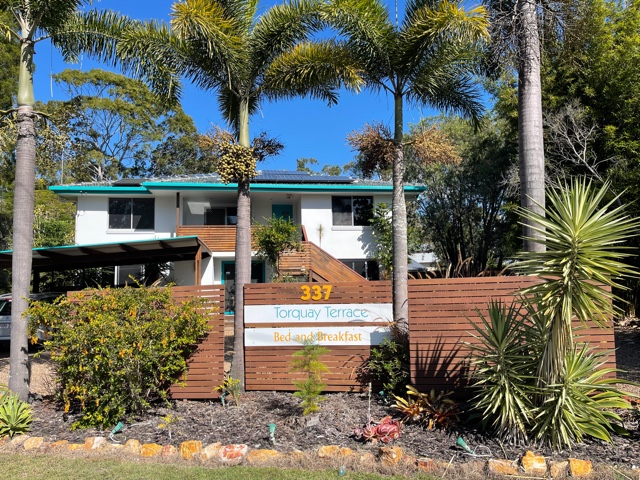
[{"left": 176, "top": 225, "right": 257, "bottom": 252}]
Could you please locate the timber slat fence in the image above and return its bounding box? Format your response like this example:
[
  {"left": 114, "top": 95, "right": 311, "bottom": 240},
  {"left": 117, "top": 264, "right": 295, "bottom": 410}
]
[
  {"left": 169, "top": 285, "right": 226, "bottom": 399},
  {"left": 244, "top": 281, "right": 390, "bottom": 391},
  {"left": 243, "top": 277, "right": 617, "bottom": 394},
  {"left": 408, "top": 277, "right": 616, "bottom": 392}
]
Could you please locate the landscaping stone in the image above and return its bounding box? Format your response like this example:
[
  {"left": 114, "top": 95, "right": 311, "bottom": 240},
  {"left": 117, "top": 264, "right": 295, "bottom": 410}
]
[
  {"left": 201, "top": 442, "right": 222, "bottom": 460},
  {"left": 379, "top": 446, "right": 403, "bottom": 466},
  {"left": 549, "top": 460, "right": 569, "bottom": 478},
  {"left": 179, "top": 440, "right": 202, "bottom": 460},
  {"left": 569, "top": 458, "right": 593, "bottom": 477},
  {"left": 487, "top": 459, "right": 518, "bottom": 476},
  {"left": 359, "top": 452, "right": 376, "bottom": 465},
  {"left": 123, "top": 439, "right": 141, "bottom": 454},
  {"left": 219, "top": 444, "right": 249, "bottom": 465},
  {"left": 288, "top": 449, "right": 306, "bottom": 461},
  {"left": 22, "top": 437, "right": 44, "bottom": 451},
  {"left": 339, "top": 447, "right": 356, "bottom": 457},
  {"left": 161, "top": 444, "right": 177, "bottom": 458},
  {"left": 245, "top": 449, "right": 281, "bottom": 464},
  {"left": 140, "top": 443, "right": 163, "bottom": 458},
  {"left": 521, "top": 450, "right": 547, "bottom": 475},
  {"left": 48, "top": 440, "right": 69, "bottom": 450},
  {"left": 66, "top": 443, "right": 85, "bottom": 452},
  {"left": 317, "top": 445, "right": 340, "bottom": 458},
  {"left": 0, "top": 436, "right": 10, "bottom": 448},
  {"left": 10, "top": 435, "right": 29, "bottom": 447},
  {"left": 84, "top": 436, "right": 106, "bottom": 450},
  {"left": 107, "top": 444, "right": 125, "bottom": 452},
  {"left": 417, "top": 457, "right": 436, "bottom": 473}
]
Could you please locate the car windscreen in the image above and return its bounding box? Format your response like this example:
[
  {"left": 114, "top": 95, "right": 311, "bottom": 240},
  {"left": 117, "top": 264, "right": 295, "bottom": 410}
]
[{"left": 0, "top": 301, "right": 10, "bottom": 316}]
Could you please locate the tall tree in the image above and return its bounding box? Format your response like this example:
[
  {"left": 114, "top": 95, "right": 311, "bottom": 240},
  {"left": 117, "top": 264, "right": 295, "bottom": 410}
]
[
  {"left": 484, "top": 0, "right": 547, "bottom": 252},
  {"left": 116, "top": 0, "right": 362, "bottom": 388},
  {"left": 46, "top": 68, "right": 198, "bottom": 181},
  {"left": 324, "top": 0, "right": 488, "bottom": 329},
  {"left": 0, "top": 1, "right": 127, "bottom": 400}
]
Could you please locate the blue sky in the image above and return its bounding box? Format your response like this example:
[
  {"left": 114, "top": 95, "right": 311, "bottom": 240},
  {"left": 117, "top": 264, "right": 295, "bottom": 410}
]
[{"left": 33, "top": 0, "right": 475, "bottom": 172}]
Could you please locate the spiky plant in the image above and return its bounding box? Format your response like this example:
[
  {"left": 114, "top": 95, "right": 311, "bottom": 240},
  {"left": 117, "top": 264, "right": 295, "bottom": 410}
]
[{"left": 515, "top": 178, "right": 640, "bottom": 388}]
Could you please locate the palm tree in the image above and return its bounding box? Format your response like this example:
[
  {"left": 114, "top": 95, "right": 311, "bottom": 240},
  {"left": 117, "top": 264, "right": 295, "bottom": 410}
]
[
  {"left": 1, "top": 1, "right": 128, "bottom": 400},
  {"left": 115, "top": 0, "right": 362, "bottom": 387},
  {"left": 323, "top": 0, "right": 488, "bottom": 329}
]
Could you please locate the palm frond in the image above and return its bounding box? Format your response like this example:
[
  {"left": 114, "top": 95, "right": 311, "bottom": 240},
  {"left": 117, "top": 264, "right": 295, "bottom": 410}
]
[
  {"left": 322, "top": 0, "right": 395, "bottom": 81},
  {"left": 263, "top": 40, "right": 364, "bottom": 105},
  {"left": 250, "top": 0, "right": 323, "bottom": 76}
]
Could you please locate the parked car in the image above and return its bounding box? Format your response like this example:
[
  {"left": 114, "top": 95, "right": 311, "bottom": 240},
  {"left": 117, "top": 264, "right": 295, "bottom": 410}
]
[{"left": 0, "top": 292, "right": 64, "bottom": 342}]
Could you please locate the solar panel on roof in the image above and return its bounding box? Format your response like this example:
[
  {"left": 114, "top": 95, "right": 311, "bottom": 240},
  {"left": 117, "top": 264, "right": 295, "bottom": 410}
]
[
  {"left": 112, "top": 178, "right": 147, "bottom": 186},
  {"left": 255, "top": 170, "right": 353, "bottom": 184}
]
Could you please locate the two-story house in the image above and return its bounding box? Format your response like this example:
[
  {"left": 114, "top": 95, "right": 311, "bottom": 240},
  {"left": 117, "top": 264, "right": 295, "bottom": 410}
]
[{"left": 1, "top": 170, "right": 424, "bottom": 306}]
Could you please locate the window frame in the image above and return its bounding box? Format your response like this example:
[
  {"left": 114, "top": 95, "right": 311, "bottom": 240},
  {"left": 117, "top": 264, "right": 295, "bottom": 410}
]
[
  {"left": 108, "top": 197, "right": 155, "bottom": 231},
  {"left": 331, "top": 196, "right": 373, "bottom": 227}
]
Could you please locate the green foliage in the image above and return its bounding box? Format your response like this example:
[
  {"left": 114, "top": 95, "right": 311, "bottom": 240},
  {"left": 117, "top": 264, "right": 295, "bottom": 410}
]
[
  {"left": 290, "top": 336, "right": 330, "bottom": 416},
  {"left": 42, "top": 69, "right": 198, "bottom": 182},
  {"left": 393, "top": 386, "right": 459, "bottom": 430},
  {"left": 0, "top": 386, "right": 33, "bottom": 437},
  {"left": 468, "top": 179, "right": 639, "bottom": 448},
  {"left": 26, "top": 285, "right": 210, "bottom": 429},
  {"left": 367, "top": 203, "right": 423, "bottom": 278},
  {"left": 214, "top": 375, "right": 242, "bottom": 406},
  {"left": 254, "top": 216, "right": 301, "bottom": 279},
  {"left": 467, "top": 301, "right": 536, "bottom": 441},
  {"left": 515, "top": 178, "right": 640, "bottom": 385},
  {"left": 365, "top": 336, "right": 410, "bottom": 396},
  {"left": 416, "top": 115, "right": 518, "bottom": 274}
]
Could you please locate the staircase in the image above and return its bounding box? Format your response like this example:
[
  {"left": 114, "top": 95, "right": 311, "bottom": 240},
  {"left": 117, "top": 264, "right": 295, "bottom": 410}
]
[{"left": 279, "top": 241, "right": 365, "bottom": 282}]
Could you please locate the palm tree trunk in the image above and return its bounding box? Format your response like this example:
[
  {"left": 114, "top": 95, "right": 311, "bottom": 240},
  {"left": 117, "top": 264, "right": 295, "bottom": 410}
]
[
  {"left": 229, "top": 98, "right": 251, "bottom": 390},
  {"left": 9, "top": 42, "right": 36, "bottom": 401},
  {"left": 392, "top": 93, "right": 409, "bottom": 332},
  {"left": 517, "top": 0, "right": 545, "bottom": 253}
]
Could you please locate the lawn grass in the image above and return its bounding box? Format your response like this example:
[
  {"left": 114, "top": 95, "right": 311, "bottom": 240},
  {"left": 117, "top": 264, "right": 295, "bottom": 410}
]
[{"left": 0, "top": 453, "right": 439, "bottom": 480}]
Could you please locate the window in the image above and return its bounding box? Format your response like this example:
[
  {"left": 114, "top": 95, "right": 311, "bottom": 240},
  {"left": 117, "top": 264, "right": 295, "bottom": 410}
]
[
  {"left": 108, "top": 198, "right": 154, "bottom": 230},
  {"left": 332, "top": 196, "right": 373, "bottom": 226},
  {"left": 205, "top": 206, "right": 237, "bottom": 225}
]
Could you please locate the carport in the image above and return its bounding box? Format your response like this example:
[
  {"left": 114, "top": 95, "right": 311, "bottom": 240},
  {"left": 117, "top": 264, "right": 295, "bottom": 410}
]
[{"left": 0, "top": 236, "right": 211, "bottom": 292}]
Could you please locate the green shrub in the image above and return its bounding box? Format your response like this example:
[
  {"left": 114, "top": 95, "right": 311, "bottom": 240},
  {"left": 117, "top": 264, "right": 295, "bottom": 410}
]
[
  {"left": 365, "top": 335, "right": 410, "bottom": 395},
  {"left": 0, "top": 386, "right": 33, "bottom": 437},
  {"left": 291, "top": 335, "right": 330, "bottom": 415},
  {"left": 27, "top": 285, "right": 210, "bottom": 429},
  {"left": 254, "top": 216, "right": 301, "bottom": 279}
]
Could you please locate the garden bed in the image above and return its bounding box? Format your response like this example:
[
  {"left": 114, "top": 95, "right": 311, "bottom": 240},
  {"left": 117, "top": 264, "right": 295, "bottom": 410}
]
[{"left": 10, "top": 326, "right": 639, "bottom": 469}]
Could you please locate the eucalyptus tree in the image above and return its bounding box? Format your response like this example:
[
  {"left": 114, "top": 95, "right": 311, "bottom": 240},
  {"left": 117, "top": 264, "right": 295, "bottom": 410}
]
[
  {"left": 323, "top": 0, "right": 488, "bottom": 329},
  {"left": 116, "top": 0, "right": 362, "bottom": 387},
  {"left": 0, "top": 0, "right": 128, "bottom": 400}
]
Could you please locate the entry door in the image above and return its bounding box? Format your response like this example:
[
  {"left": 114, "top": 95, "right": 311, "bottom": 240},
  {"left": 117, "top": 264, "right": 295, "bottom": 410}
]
[
  {"left": 221, "top": 261, "right": 265, "bottom": 313},
  {"left": 272, "top": 204, "right": 293, "bottom": 220}
]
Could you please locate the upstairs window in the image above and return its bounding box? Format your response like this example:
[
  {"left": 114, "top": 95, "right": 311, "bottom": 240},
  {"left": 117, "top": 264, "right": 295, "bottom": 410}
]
[
  {"left": 205, "top": 206, "right": 237, "bottom": 225},
  {"left": 108, "top": 198, "right": 154, "bottom": 230},
  {"left": 332, "top": 196, "right": 373, "bottom": 226}
]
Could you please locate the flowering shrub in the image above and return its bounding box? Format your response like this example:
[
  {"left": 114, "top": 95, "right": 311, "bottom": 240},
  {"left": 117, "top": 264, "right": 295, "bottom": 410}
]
[{"left": 27, "top": 285, "right": 210, "bottom": 429}]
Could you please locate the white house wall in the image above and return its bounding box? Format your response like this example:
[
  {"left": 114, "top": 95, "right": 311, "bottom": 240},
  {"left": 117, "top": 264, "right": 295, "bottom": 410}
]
[
  {"left": 75, "top": 195, "right": 175, "bottom": 244},
  {"left": 300, "top": 194, "right": 389, "bottom": 260}
]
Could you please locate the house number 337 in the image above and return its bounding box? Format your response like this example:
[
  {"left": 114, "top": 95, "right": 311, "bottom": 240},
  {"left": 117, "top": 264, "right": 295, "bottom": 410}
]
[{"left": 300, "top": 285, "right": 332, "bottom": 301}]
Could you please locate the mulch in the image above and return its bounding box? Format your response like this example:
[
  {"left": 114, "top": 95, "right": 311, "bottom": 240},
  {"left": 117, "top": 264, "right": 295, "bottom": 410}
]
[{"left": 23, "top": 327, "right": 640, "bottom": 468}]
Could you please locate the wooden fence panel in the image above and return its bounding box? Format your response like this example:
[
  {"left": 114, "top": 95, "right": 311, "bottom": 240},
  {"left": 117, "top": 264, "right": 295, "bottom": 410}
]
[
  {"left": 169, "top": 285, "right": 226, "bottom": 399},
  {"left": 408, "top": 277, "right": 617, "bottom": 393},
  {"left": 244, "top": 281, "right": 392, "bottom": 392}
]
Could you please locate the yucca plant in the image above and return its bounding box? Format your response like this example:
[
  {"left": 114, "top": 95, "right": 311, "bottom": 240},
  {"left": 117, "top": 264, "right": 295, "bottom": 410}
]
[
  {"left": 532, "top": 345, "right": 633, "bottom": 449},
  {"left": 515, "top": 178, "right": 640, "bottom": 388},
  {"left": 0, "top": 386, "right": 33, "bottom": 437},
  {"left": 467, "top": 300, "right": 536, "bottom": 441}
]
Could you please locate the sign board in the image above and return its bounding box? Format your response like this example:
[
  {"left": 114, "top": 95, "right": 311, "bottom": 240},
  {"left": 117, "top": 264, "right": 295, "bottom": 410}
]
[
  {"left": 245, "top": 303, "right": 392, "bottom": 324},
  {"left": 245, "top": 326, "right": 390, "bottom": 347}
]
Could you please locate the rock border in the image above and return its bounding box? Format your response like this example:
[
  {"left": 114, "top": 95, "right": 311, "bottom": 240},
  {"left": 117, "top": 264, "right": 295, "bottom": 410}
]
[{"left": 0, "top": 434, "right": 599, "bottom": 478}]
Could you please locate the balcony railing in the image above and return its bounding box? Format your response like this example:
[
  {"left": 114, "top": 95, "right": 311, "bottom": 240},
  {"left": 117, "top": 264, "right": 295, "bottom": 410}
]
[{"left": 176, "top": 225, "right": 257, "bottom": 252}]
